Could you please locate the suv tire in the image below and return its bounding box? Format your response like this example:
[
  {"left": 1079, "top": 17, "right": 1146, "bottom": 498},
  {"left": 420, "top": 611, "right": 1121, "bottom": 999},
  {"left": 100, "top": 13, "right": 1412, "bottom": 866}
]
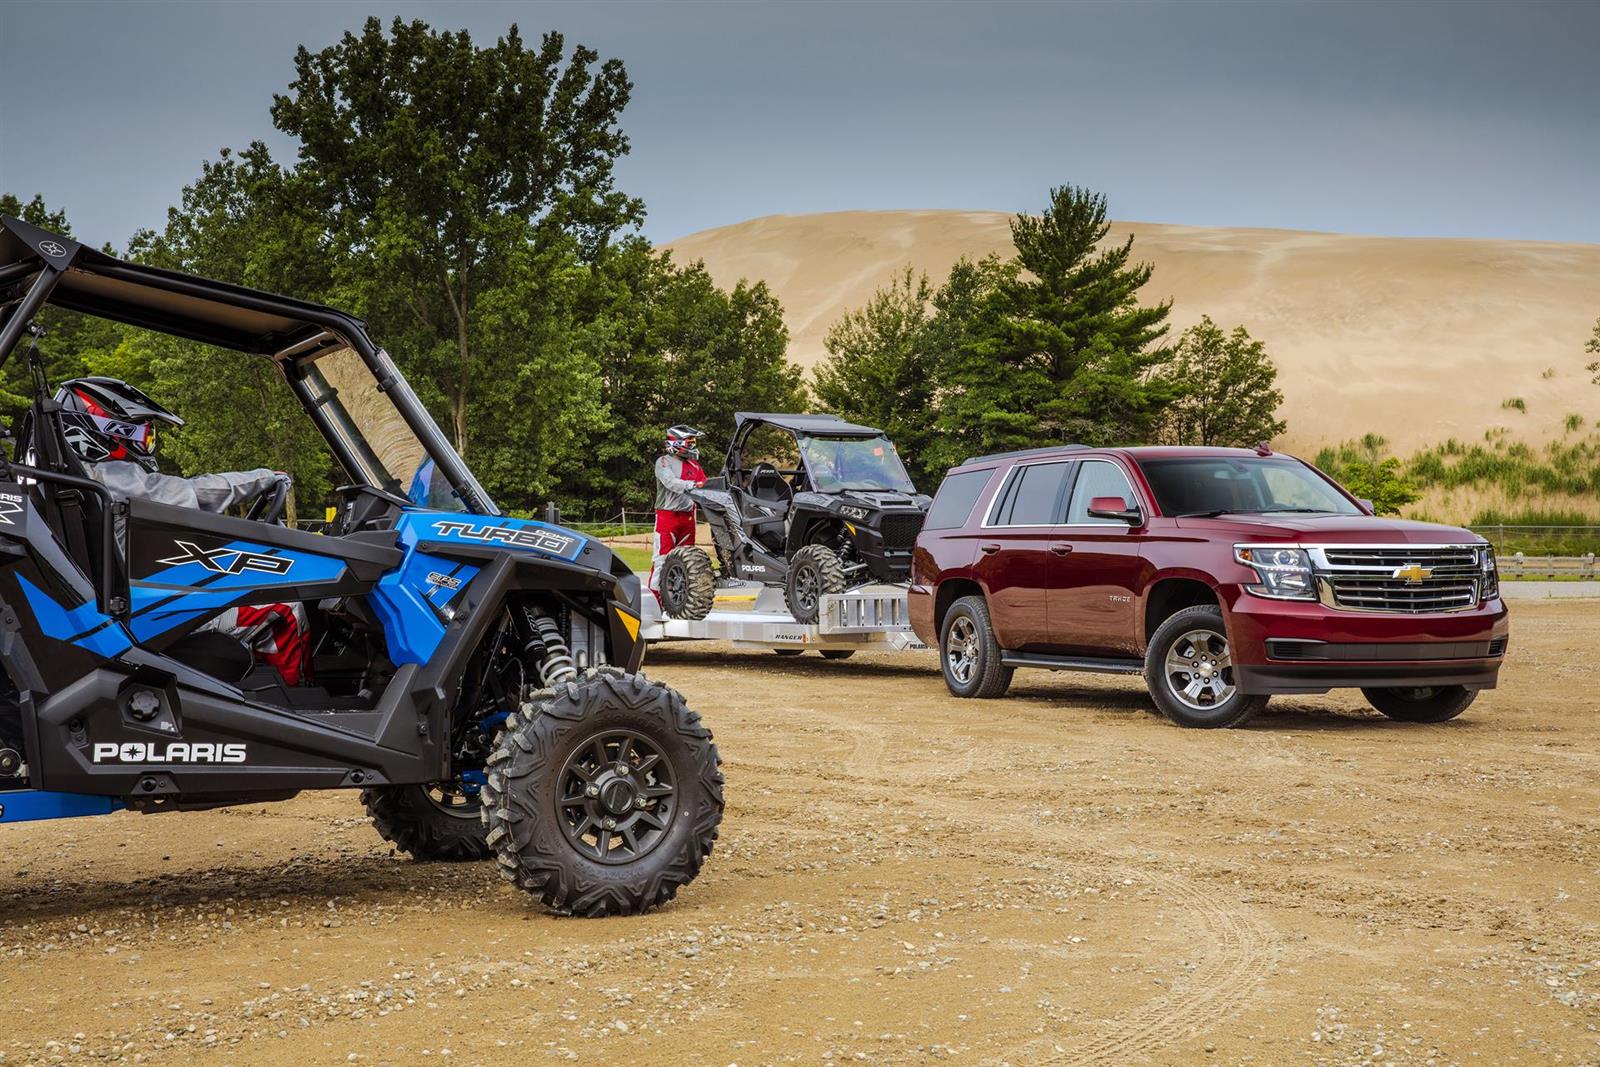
[
  {"left": 659, "top": 546, "right": 715, "bottom": 620},
  {"left": 1144, "top": 605, "right": 1266, "bottom": 729},
  {"left": 940, "top": 595, "right": 1013, "bottom": 699},
  {"left": 786, "top": 544, "right": 846, "bottom": 624},
  {"left": 1361, "top": 685, "right": 1477, "bottom": 723}
]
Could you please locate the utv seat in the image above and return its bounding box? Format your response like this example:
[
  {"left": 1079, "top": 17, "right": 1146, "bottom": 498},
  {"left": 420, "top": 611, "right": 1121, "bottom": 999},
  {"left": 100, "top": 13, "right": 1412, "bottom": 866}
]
[{"left": 742, "top": 467, "right": 791, "bottom": 552}]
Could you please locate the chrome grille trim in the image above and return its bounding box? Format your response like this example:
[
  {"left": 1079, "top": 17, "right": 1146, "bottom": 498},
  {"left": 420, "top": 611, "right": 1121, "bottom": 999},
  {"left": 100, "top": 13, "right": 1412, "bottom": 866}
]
[{"left": 1305, "top": 544, "right": 1486, "bottom": 614}]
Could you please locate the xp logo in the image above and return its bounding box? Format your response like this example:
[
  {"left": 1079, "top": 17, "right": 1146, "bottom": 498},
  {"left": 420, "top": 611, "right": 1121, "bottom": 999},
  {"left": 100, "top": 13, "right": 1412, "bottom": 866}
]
[
  {"left": 158, "top": 540, "right": 293, "bottom": 576},
  {"left": 38, "top": 240, "right": 69, "bottom": 258},
  {"left": 425, "top": 570, "right": 462, "bottom": 590}
]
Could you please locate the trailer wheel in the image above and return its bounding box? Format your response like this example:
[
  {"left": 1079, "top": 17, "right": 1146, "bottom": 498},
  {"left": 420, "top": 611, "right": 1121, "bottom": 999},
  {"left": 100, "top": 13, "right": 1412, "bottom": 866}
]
[
  {"left": 773, "top": 648, "right": 805, "bottom": 657},
  {"left": 659, "top": 546, "right": 715, "bottom": 620},
  {"left": 819, "top": 649, "right": 855, "bottom": 661},
  {"left": 362, "top": 783, "right": 491, "bottom": 861},
  {"left": 786, "top": 544, "right": 846, "bottom": 624},
  {"left": 482, "top": 668, "right": 723, "bottom": 916}
]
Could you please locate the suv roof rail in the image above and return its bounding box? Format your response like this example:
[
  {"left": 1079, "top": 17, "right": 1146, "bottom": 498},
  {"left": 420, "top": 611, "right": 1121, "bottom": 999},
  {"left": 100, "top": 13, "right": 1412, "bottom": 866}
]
[{"left": 961, "top": 443, "right": 1089, "bottom": 466}]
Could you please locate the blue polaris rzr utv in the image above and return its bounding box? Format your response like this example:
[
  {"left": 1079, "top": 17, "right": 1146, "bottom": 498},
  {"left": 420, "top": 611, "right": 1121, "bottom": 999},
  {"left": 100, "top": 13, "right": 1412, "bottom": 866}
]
[{"left": 0, "top": 215, "right": 722, "bottom": 916}]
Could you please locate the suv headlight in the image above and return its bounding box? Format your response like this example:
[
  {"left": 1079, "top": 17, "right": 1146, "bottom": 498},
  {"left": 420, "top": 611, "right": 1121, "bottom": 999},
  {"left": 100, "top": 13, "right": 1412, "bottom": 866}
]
[
  {"left": 1235, "top": 546, "right": 1317, "bottom": 601},
  {"left": 839, "top": 504, "right": 870, "bottom": 521},
  {"left": 1480, "top": 545, "right": 1499, "bottom": 600}
]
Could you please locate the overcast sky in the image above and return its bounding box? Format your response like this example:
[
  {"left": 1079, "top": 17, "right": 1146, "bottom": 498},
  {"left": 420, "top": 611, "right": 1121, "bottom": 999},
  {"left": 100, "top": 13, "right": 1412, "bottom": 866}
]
[{"left": 2, "top": 0, "right": 1596, "bottom": 248}]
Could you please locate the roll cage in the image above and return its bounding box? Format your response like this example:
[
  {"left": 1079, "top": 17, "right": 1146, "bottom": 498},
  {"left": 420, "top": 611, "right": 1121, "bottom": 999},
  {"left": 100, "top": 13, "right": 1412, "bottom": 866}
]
[
  {"left": 724, "top": 412, "right": 887, "bottom": 495},
  {"left": 0, "top": 214, "right": 495, "bottom": 516}
]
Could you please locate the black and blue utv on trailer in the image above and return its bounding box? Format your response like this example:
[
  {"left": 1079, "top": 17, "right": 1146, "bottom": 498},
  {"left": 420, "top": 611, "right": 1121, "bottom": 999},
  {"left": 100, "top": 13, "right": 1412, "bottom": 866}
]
[{"left": 0, "top": 215, "right": 722, "bottom": 916}]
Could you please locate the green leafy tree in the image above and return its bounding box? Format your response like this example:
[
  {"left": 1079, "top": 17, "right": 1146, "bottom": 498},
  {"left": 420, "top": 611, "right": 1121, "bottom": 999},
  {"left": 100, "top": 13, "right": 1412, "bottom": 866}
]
[
  {"left": 1313, "top": 434, "right": 1419, "bottom": 515},
  {"left": 123, "top": 148, "right": 338, "bottom": 518},
  {"left": 812, "top": 266, "right": 938, "bottom": 481},
  {"left": 269, "top": 16, "right": 641, "bottom": 459},
  {"left": 1162, "top": 316, "right": 1287, "bottom": 446},
  {"left": 574, "top": 244, "right": 804, "bottom": 512},
  {"left": 922, "top": 186, "right": 1176, "bottom": 471}
]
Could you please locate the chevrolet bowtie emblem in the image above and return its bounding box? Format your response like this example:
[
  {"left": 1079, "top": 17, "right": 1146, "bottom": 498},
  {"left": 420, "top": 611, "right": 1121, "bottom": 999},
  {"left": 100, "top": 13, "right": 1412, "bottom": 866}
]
[{"left": 1392, "top": 564, "right": 1432, "bottom": 584}]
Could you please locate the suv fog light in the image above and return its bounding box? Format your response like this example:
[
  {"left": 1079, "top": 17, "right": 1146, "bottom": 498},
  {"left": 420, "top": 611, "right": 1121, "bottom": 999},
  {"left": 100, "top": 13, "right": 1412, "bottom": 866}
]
[{"left": 1235, "top": 546, "right": 1317, "bottom": 601}]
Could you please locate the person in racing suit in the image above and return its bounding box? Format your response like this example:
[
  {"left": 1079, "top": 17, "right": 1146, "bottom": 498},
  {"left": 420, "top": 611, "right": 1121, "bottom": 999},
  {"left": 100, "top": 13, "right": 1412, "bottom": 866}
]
[
  {"left": 56, "top": 377, "right": 312, "bottom": 684},
  {"left": 649, "top": 424, "right": 706, "bottom": 601}
]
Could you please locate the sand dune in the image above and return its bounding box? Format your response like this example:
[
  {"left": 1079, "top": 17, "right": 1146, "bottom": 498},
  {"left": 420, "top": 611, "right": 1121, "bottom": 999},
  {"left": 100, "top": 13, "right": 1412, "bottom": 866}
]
[{"left": 668, "top": 211, "right": 1600, "bottom": 452}]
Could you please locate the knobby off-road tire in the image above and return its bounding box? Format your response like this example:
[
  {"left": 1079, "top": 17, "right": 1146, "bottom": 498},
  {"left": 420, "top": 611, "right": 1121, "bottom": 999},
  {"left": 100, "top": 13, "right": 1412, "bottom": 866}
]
[
  {"left": 940, "top": 595, "right": 1012, "bottom": 699},
  {"left": 482, "top": 667, "right": 723, "bottom": 917},
  {"left": 362, "top": 784, "right": 492, "bottom": 861},
  {"left": 785, "top": 544, "right": 847, "bottom": 624},
  {"left": 1362, "top": 685, "right": 1477, "bottom": 723},
  {"left": 1144, "top": 604, "right": 1267, "bottom": 729},
  {"left": 659, "top": 546, "right": 715, "bottom": 620}
]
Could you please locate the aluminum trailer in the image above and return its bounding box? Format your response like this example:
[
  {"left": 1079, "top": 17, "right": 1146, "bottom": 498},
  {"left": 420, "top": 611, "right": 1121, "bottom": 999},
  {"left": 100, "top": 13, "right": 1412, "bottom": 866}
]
[{"left": 639, "top": 582, "right": 926, "bottom": 653}]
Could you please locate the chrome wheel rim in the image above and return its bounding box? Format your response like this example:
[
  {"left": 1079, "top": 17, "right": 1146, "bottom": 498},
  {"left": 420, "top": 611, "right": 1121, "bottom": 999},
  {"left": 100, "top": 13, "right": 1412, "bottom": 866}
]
[
  {"left": 946, "top": 615, "right": 979, "bottom": 685},
  {"left": 1164, "top": 629, "right": 1236, "bottom": 711}
]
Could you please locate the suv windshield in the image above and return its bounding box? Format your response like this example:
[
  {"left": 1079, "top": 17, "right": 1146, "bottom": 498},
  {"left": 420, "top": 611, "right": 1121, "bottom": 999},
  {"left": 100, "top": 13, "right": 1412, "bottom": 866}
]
[
  {"left": 1139, "top": 456, "right": 1361, "bottom": 517},
  {"left": 305, "top": 348, "right": 467, "bottom": 511},
  {"left": 799, "top": 435, "right": 917, "bottom": 493}
]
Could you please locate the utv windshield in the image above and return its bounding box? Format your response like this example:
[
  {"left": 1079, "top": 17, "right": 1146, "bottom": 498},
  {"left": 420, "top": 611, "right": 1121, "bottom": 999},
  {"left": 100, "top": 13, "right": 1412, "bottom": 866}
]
[
  {"left": 303, "top": 348, "right": 469, "bottom": 512},
  {"left": 1138, "top": 456, "right": 1362, "bottom": 517},
  {"left": 799, "top": 434, "right": 917, "bottom": 494}
]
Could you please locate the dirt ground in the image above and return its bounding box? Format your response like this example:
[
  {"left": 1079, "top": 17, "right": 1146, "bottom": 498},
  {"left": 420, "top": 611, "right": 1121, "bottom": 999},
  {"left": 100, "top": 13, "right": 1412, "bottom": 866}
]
[{"left": 2, "top": 601, "right": 1596, "bottom": 1067}]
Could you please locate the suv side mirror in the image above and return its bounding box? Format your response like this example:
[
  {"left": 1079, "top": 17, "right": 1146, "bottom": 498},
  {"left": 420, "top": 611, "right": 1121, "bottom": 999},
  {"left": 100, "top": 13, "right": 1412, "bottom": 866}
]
[{"left": 1087, "top": 495, "right": 1143, "bottom": 524}]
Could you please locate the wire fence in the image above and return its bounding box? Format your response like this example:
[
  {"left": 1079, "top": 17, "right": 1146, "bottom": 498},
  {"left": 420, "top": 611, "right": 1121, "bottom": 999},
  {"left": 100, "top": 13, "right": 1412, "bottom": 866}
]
[{"left": 1466, "top": 525, "right": 1600, "bottom": 558}]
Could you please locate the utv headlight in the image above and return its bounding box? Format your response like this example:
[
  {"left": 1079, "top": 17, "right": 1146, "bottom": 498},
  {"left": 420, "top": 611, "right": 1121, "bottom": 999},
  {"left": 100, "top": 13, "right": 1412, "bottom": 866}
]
[
  {"left": 839, "top": 505, "right": 870, "bottom": 521},
  {"left": 1235, "top": 546, "right": 1317, "bottom": 601},
  {"left": 1479, "top": 545, "right": 1500, "bottom": 601}
]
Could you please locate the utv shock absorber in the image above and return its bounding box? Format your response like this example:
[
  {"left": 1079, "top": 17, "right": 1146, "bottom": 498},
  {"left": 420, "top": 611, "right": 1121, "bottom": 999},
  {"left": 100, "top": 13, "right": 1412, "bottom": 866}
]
[{"left": 525, "top": 613, "right": 578, "bottom": 686}]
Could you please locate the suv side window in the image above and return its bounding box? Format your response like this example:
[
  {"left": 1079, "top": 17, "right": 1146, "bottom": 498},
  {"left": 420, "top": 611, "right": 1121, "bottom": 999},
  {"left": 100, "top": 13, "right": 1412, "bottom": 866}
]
[
  {"left": 924, "top": 468, "right": 994, "bottom": 530},
  {"left": 1065, "top": 459, "right": 1138, "bottom": 524},
  {"left": 988, "top": 461, "right": 1072, "bottom": 526}
]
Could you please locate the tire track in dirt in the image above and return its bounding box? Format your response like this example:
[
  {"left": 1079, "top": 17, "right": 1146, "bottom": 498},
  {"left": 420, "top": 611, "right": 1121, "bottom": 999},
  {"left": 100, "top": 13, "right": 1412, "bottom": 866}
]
[{"left": 798, "top": 705, "right": 1280, "bottom": 1065}]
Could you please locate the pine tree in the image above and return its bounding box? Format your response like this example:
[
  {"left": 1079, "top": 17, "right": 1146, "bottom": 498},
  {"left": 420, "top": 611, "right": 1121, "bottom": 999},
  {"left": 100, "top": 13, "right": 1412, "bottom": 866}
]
[{"left": 924, "top": 186, "right": 1176, "bottom": 470}]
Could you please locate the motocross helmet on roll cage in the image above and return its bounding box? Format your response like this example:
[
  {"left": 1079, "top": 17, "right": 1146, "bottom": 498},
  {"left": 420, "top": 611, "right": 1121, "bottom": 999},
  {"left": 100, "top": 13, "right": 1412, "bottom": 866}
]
[
  {"left": 665, "top": 424, "right": 704, "bottom": 461},
  {"left": 54, "top": 376, "right": 185, "bottom": 472}
]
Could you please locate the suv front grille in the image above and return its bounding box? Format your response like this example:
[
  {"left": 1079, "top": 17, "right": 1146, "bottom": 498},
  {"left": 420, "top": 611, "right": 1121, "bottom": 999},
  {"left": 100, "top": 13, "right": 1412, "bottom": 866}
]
[
  {"left": 1312, "top": 546, "right": 1482, "bottom": 614},
  {"left": 879, "top": 512, "right": 925, "bottom": 551}
]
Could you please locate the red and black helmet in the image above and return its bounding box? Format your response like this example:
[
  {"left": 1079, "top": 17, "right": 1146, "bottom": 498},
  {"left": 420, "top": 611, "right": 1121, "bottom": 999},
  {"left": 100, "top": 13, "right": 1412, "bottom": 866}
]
[
  {"left": 54, "top": 377, "right": 184, "bottom": 471},
  {"left": 665, "top": 424, "right": 704, "bottom": 460}
]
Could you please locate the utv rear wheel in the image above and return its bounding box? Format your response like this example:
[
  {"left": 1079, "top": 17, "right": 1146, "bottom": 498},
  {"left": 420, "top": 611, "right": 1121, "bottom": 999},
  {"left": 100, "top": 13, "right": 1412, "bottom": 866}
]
[
  {"left": 940, "top": 595, "right": 1012, "bottom": 698},
  {"left": 1362, "top": 685, "right": 1477, "bottom": 723},
  {"left": 482, "top": 668, "right": 724, "bottom": 916},
  {"left": 1145, "top": 605, "right": 1266, "bottom": 729},
  {"left": 659, "top": 546, "right": 715, "bottom": 620},
  {"left": 362, "top": 783, "right": 491, "bottom": 861},
  {"left": 786, "top": 544, "right": 846, "bottom": 624}
]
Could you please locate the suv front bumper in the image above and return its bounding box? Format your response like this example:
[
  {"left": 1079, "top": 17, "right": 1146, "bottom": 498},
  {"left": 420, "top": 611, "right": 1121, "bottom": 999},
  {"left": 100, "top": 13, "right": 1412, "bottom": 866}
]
[{"left": 1224, "top": 589, "right": 1510, "bottom": 696}]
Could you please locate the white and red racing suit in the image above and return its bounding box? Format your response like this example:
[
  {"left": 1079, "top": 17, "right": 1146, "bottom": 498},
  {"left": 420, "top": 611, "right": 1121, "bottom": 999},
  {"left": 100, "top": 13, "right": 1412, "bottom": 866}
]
[{"left": 648, "top": 453, "right": 705, "bottom": 599}]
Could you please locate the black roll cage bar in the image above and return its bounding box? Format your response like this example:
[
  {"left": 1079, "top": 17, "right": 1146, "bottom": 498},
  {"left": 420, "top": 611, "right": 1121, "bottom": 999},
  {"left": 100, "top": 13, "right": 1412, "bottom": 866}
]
[{"left": 0, "top": 215, "right": 497, "bottom": 516}]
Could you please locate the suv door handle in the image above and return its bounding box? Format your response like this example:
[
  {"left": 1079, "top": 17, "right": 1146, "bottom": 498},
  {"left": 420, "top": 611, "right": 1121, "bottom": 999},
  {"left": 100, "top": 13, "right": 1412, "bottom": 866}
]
[
  {"left": 1050, "top": 544, "right": 1074, "bottom": 556},
  {"left": 979, "top": 543, "right": 1001, "bottom": 555}
]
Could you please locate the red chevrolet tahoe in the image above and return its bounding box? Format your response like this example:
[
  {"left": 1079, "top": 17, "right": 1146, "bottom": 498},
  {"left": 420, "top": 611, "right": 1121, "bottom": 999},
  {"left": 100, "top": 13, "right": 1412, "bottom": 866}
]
[{"left": 908, "top": 445, "right": 1509, "bottom": 728}]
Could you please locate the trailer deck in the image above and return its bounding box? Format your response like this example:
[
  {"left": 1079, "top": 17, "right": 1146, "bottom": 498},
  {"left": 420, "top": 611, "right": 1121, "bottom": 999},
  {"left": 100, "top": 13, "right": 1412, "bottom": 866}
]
[{"left": 639, "top": 582, "right": 926, "bottom": 653}]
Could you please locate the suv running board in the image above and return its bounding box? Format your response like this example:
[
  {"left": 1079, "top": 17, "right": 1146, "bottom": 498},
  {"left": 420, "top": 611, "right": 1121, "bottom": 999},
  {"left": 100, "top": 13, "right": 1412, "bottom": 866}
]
[{"left": 1000, "top": 651, "right": 1144, "bottom": 674}]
